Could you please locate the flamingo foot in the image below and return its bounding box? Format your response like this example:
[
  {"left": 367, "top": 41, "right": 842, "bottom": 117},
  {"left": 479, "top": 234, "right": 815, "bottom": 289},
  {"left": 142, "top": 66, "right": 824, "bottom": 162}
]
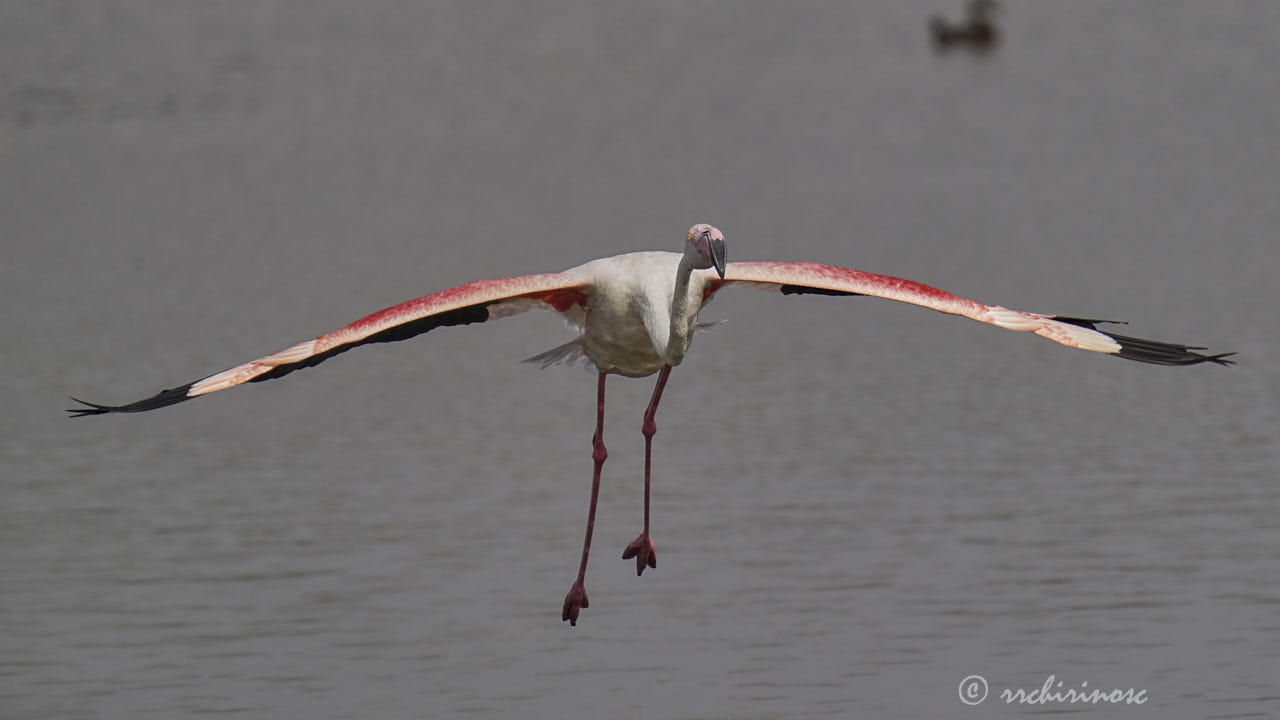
[
  {"left": 621, "top": 533, "right": 657, "bottom": 576},
  {"left": 562, "top": 583, "right": 589, "bottom": 626}
]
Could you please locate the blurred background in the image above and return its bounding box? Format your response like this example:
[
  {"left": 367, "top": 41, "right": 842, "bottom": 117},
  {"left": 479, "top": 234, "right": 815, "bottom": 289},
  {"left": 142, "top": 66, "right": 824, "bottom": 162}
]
[{"left": 3, "top": 2, "right": 1276, "bottom": 718}]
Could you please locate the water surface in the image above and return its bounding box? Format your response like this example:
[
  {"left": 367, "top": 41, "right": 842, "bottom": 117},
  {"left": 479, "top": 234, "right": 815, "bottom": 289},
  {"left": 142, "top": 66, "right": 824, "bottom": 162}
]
[{"left": 3, "top": 2, "right": 1277, "bottom": 718}]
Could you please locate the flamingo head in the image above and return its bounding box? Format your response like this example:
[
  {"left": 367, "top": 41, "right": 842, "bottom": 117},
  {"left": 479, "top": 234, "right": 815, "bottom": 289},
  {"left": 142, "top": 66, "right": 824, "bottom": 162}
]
[{"left": 686, "top": 223, "right": 727, "bottom": 279}]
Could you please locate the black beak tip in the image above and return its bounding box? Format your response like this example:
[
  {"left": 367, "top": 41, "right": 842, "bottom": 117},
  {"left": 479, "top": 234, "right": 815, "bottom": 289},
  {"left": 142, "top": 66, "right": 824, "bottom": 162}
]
[{"left": 709, "top": 238, "right": 727, "bottom": 279}]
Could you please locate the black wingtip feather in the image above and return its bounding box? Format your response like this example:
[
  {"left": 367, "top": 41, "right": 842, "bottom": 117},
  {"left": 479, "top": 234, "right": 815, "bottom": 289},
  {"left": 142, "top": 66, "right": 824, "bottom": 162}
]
[
  {"left": 1052, "top": 316, "right": 1128, "bottom": 329},
  {"left": 1051, "top": 316, "right": 1235, "bottom": 367},
  {"left": 1112, "top": 337, "right": 1236, "bottom": 366},
  {"left": 66, "top": 384, "right": 197, "bottom": 417}
]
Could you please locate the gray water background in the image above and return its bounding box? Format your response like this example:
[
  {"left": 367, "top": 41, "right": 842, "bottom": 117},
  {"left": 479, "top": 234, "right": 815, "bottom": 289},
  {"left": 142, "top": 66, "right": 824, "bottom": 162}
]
[{"left": 3, "top": 2, "right": 1277, "bottom": 718}]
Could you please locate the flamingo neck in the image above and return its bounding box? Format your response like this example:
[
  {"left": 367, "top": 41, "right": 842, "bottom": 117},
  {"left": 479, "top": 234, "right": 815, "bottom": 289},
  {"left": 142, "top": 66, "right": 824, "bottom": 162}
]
[{"left": 664, "top": 254, "right": 699, "bottom": 365}]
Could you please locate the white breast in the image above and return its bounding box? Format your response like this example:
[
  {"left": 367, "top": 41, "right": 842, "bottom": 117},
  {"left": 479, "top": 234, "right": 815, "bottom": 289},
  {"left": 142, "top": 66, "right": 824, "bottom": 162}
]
[{"left": 561, "top": 252, "right": 709, "bottom": 378}]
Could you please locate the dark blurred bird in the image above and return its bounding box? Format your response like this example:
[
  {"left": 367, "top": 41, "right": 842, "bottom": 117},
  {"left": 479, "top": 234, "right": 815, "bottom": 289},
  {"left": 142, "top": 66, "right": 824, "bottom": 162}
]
[{"left": 931, "top": 0, "right": 1001, "bottom": 51}]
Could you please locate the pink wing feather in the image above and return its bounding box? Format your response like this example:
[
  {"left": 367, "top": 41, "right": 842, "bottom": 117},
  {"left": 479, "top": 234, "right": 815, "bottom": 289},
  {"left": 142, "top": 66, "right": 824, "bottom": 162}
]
[
  {"left": 69, "top": 273, "right": 590, "bottom": 415},
  {"left": 718, "top": 261, "right": 1233, "bottom": 365}
]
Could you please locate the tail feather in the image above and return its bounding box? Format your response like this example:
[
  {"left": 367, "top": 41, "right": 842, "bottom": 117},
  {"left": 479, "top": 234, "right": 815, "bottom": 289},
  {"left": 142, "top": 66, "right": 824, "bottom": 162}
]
[{"left": 520, "top": 339, "right": 596, "bottom": 371}]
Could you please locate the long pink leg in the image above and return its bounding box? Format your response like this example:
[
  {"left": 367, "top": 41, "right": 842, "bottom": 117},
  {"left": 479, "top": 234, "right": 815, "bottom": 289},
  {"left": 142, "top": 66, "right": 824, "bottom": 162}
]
[
  {"left": 622, "top": 364, "right": 671, "bottom": 575},
  {"left": 562, "top": 371, "right": 608, "bottom": 626}
]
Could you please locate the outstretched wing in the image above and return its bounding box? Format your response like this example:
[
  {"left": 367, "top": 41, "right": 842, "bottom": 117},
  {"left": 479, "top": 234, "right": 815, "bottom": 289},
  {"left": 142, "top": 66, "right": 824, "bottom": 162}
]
[
  {"left": 713, "top": 261, "right": 1234, "bottom": 366},
  {"left": 69, "top": 273, "right": 591, "bottom": 416}
]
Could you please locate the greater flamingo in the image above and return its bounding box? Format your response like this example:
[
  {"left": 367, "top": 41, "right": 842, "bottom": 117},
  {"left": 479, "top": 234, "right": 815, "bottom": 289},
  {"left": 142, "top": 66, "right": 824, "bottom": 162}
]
[{"left": 69, "top": 224, "right": 1233, "bottom": 625}]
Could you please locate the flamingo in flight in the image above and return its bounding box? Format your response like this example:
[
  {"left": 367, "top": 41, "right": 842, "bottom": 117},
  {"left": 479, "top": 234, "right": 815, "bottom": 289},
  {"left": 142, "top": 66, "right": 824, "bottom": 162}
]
[{"left": 69, "top": 224, "right": 1233, "bottom": 625}]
